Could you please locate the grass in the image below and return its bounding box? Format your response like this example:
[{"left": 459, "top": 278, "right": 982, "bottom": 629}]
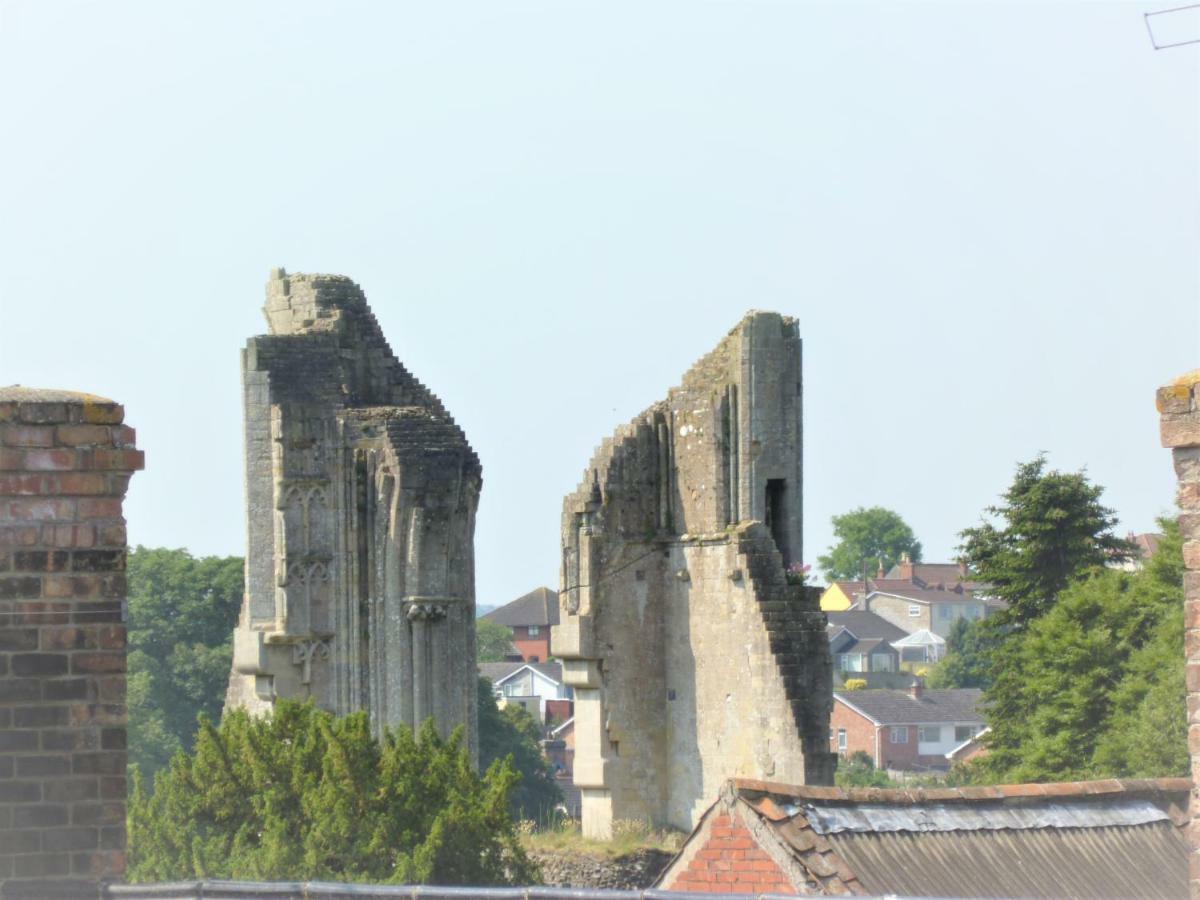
[{"left": 518, "top": 817, "right": 685, "bottom": 860}]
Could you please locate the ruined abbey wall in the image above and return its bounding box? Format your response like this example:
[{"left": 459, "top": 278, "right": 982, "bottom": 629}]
[
  {"left": 227, "top": 270, "right": 480, "bottom": 759},
  {"left": 552, "top": 313, "right": 835, "bottom": 838}
]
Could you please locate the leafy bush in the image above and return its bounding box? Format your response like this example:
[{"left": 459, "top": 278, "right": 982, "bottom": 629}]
[
  {"left": 127, "top": 547, "right": 243, "bottom": 777},
  {"left": 842, "top": 678, "right": 867, "bottom": 691},
  {"left": 835, "top": 751, "right": 892, "bottom": 788},
  {"left": 477, "top": 678, "right": 562, "bottom": 820},
  {"left": 128, "top": 701, "right": 539, "bottom": 886}
]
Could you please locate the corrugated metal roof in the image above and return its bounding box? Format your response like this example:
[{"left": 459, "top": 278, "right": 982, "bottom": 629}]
[
  {"left": 802, "top": 797, "right": 1170, "bottom": 834},
  {"left": 826, "top": 821, "right": 1188, "bottom": 898}
]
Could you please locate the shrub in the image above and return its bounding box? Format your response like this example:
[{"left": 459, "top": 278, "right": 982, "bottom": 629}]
[{"left": 128, "top": 701, "right": 538, "bottom": 886}]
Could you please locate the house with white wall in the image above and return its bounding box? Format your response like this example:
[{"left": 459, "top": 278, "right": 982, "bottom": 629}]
[
  {"left": 479, "top": 660, "right": 573, "bottom": 723},
  {"left": 829, "top": 683, "right": 985, "bottom": 771}
]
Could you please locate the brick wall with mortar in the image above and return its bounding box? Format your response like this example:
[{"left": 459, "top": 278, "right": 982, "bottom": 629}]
[
  {"left": 1158, "top": 369, "right": 1200, "bottom": 900},
  {"left": 665, "top": 807, "right": 797, "bottom": 895},
  {"left": 0, "top": 386, "right": 142, "bottom": 898}
]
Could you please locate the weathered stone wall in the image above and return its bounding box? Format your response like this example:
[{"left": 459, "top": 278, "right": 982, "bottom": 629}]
[
  {"left": 0, "top": 387, "right": 142, "bottom": 898},
  {"left": 552, "top": 313, "right": 835, "bottom": 839},
  {"left": 528, "top": 848, "right": 673, "bottom": 890},
  {"left": 1158, "top": 369, "right": 1200, "bottom": 900},
  {"left": 228, "top": 270, "right": 481, "bottom": 760}
]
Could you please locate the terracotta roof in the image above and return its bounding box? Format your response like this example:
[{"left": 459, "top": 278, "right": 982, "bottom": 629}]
[
  {"left": 831, "top": 579, "right": 868, "bottom": 598},
  {"left": 481, "top": 586, "right": 559, "bottom": 627},
  {"left": 1133, "top": 532, "right": 1164, "bottom": 559},
  {"left": 883, "top": 564, "right": 984, "bottom": 592},
  {"left": 835, "top": 688, "right": 984, "bottom": 725},
  {"left": 726, "top": 777, "right": 1190, "bottom": 898}
]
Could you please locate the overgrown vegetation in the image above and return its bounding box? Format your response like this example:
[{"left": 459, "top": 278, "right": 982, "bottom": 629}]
[
  {"left": 128, "top": 701, "right": 539, "bottom": 885},
  {"left": 477, "top": 677, "right": 562, "bottom": 819},
  {"left": 127, "top": 546, "right": 242, "bottom": 777},
  {"left": 925, "top": 456, "right": 1185, "bottom": 783},
  {"left": 817, "top": 506, "right": 922, "bottom": 580},
  {"left": 977, "top": 519, "right": 1185, "bottom": 782},
  {"left": 477, "top": 619, "right": 516, "bottom": 662},
  {"left": 519, "top": 816, "right": 684, "bottom": 859}
]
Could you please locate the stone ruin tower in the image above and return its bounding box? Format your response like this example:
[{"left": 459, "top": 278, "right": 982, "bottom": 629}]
[
  {"left": 552, "top": 312, "right": 835, "bottom": 838},
  {"left": 227, "top": 269, "right": 481, "bottom": 759}
]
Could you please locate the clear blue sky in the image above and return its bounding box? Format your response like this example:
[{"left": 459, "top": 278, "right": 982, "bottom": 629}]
[{"left": 1, "top": 1, "right": 1196, "bottom": 605}]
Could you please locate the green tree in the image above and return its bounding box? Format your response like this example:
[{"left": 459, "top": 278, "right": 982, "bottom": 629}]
[
  {"left": 977, "top": 519, "right": 1184, "bottom": 783},
  {"left": 127, "top": 547, "right": 243, "bottom": 777},
  {"left": 835, "top": 751, "right": 892, "bottom": 788},
  {"left": 959, "top": 456, "right": 1134, "bottom": 626},
  {"left": 926, "top": 618, "right": 997, "bottom": 689},
  {"left": 477, "top": 678, "right": 562, "bottom": 820},
  {"left": 817, "top": 507, "right": 922, "bottom": 581},
  {"left": 127, "top": 701, "right": 539, "bottom": 885},
  {"left": 477, "top": 619, "right": 515, "bottom": 663}
]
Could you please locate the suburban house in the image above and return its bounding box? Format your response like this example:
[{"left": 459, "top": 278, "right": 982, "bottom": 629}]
[
  {"left": 542, "top": 717, "right": 580, "bottom": 818},
  {"left": 820, "top": 554, "right": 987, "bottom": 613},
  {"left": 891, "top": 628, "right": 946, "bottom": 668},
  {"left": 478, "top": 660, "right": 573, "bottom": 724},
  {"left": 863, "top": 583, "right": 989, "bottom": 637},
  {"left": 946, "top": 725, "right": 991, "bottom": 765},
  {"left": 819, "top": 580, "right": 867, "bottom": 611},
  {"left": 656, "top": 777, "right": 1189, "bottom": 897},
  {"left": 482, "top": 585, "right": 559, "bottom": 662},
  {"left": 882, "top": 555, "right": 985, "bottom": 591},
  {"left": 830, "top": 684, "right": 984, "bottom": 771},
  {"left": 825, "top": 610, "right": 905, "bottom": 677}
]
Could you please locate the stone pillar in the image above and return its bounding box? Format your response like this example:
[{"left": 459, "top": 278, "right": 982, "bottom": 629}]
[
  {"left": 0, "top": 387, "right": 142, "bottom": 898},
  {"left": 1158, "top": 370, "right": 1200, "bottom": 899}
]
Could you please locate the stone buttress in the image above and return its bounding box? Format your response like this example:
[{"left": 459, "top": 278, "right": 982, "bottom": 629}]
[
  {"left": 552, "top": 312, "right": 835, "bottom": 839},
  {"left": 226, "top": 270, "right": 481, "bottom": 761}
]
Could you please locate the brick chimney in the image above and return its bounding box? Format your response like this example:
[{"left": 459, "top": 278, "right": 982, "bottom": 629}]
[
  {"left": 908, "top": 677, "right": 924, "bottom": 700},
  {"left": 899, "top": 552, "right": 914, "bottom": 581}
]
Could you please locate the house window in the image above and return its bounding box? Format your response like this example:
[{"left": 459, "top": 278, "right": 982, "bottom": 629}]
[
  {"left": 919, "top": 725, "right": 941, "bottom": 743},
  {"left": 837, "top": 729, "right": 847, "bottom": 752},
  {"left": 900, "top": 647, "right": 926, "bottom": 663},
  {"left": 908, "top": 605, "right": 920, "bottom": 617},
  {"left": 839, "top": 654, "right": 863, "bottom": 672},
  {"left": 871, "top": 654, "right": 895, "bottom": 672},
  {"left": 503, "top": 683, "right": 519, "bottom": 697},
  {"left": 938, "top": 605, "right": 952, "bottom": 620},
  {"left": 955, "top": 725, "right": 974, "bottom": 742},
  {"left": 889, "top": 726, "right": 908, "bottom": 744},
  {"left": 528, "top": 625, "right": 540, "bottom": 636}
]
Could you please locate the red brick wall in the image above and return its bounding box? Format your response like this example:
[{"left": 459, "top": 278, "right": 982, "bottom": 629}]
[
  {"left": 512, "top": 626, "right": 550, "bottom": 662},
  {"left": 0, "top": 389, "right": 142, "bottom": 896},
  {"left": 829, "top": 699, "right": 878, "bottom": 765},
  {"left": 666, "top": 809, "right": 796, "bottom": 895},
  {"left": 1157, "top": 374, "right": 1200, "bottom": 900},
  {"left": 544, "top": 698, "right": 572, "bottom": 725},
  {"left": 830, "top": 699, "right": 927, "bottom": 769}
]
